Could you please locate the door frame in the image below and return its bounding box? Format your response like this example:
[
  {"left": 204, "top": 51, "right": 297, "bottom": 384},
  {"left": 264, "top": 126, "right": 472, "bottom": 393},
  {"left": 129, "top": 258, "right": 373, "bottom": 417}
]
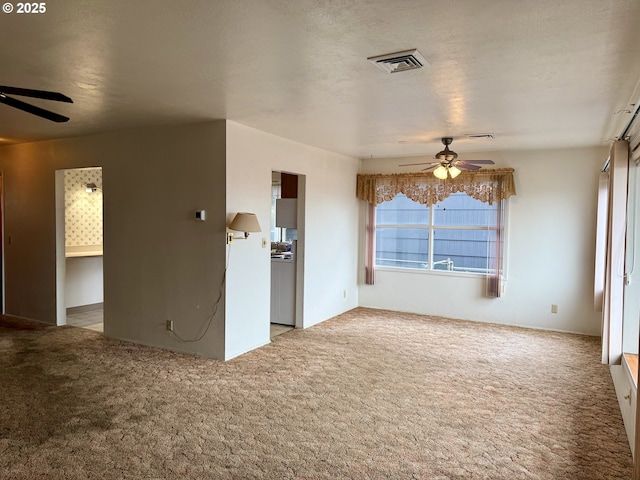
[
  {"left": 54, "top": 167, "right": 105, "bottom": 327},
  {"left": 270, "top": 170, "right": 305, "bottom": 329}
]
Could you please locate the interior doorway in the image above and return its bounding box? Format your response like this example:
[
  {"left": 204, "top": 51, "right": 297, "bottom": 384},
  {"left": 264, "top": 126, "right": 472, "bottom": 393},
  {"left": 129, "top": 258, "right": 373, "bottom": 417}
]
[
  {"left": 55, "top": 167, "right": 104, "bottom": 332},
  {"left": 270, "top": 171, "right": 304, "bottom": 337}
]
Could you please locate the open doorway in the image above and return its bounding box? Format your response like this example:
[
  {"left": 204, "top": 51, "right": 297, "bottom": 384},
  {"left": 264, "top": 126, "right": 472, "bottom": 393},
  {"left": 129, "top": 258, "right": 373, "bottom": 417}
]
[
  {"left": 270, "top": 171, "right": 304, "bottom": 338},
  {"left": 55, "top": 167, "right": 104, "bottom": 332}
]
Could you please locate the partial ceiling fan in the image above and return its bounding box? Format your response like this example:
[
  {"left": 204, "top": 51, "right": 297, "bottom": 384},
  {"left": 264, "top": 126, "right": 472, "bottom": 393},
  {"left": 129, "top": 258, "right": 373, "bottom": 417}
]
[
  {"left": 0, "top": 85, "right": 73, "bottom": 123},
  {"left": 400, "top": 137, "right": 494, "bottom": 179}
]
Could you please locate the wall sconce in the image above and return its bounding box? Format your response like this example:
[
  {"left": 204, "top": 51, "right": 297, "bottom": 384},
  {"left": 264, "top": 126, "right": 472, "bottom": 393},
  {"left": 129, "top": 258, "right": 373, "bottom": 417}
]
[
  {"left": 85, "top": 183, "right": 98, "bottom": 193},
  {"left": 228, "top": 212, "right": 261, "bottom": 243}
]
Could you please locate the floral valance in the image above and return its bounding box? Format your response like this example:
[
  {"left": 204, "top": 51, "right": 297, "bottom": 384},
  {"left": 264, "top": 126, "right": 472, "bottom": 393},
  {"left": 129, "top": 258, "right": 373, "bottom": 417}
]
[{"left": 356, "top": 168, "right": 516, "bottom": 206}]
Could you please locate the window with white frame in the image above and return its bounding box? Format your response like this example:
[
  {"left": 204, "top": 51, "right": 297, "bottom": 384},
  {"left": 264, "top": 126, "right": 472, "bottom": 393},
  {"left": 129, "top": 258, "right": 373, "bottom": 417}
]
[{"left": 375, "top": 192, "right": 503, "bottom": 274}]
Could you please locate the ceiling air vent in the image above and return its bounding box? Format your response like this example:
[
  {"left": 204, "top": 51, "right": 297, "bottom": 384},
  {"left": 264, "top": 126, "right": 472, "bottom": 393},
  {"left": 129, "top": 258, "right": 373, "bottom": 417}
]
[
  {"left": 367, "top": 49, "right": 428, "bottom": 73},
  {"left": 466, "top": 133, "right": 495, "bottom": 140}
]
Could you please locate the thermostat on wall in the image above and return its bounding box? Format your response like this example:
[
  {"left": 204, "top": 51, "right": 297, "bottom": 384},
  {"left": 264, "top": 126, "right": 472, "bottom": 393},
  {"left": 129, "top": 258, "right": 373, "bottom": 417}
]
[{"left": 195, "top": 210, "right": 206, "bottom": 221}]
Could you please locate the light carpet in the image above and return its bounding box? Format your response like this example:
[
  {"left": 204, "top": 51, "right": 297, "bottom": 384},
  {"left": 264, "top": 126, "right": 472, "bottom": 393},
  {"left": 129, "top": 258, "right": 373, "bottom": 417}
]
[{"left": 0, "top": 308, "right": 633, "bottom": 479}]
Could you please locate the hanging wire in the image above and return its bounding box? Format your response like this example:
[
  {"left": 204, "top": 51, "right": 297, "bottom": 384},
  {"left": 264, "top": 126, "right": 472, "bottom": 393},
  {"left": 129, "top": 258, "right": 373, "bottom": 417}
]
[{"left": 170, "top": 243, "right": 231, "bottom": 343}]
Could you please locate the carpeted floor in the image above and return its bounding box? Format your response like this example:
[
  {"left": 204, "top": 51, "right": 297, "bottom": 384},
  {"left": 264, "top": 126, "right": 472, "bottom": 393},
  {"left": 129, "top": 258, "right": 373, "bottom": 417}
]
[{"left": 0, "top": 308, "right": 633, "bottom": 479}]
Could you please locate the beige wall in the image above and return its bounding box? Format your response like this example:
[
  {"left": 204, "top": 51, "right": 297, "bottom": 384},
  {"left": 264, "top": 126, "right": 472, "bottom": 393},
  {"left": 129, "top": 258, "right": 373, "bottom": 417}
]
[
  {"left": 225, "top": 121, "right": 361, "bottom": 359},
  {"left": 0, "top": 120, "right": 609, "bottom": 359},
  {"left": 359, "top": 146, "right": 607, "bottom": 335},
  {"left": 0, "top": 121, "right": 228, "bottom": 358},
  {"left": 0, "top": 119, "right": 362, "bottom": 360}
]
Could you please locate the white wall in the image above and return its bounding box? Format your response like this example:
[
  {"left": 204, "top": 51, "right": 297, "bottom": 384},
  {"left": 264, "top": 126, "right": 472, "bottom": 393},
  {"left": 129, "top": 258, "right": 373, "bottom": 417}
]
[
  {"left": 225, "top": 121, "right": 360, "bottom": 360},
  {"left": 0, "top": 122, "right": 228, "bottom": 359},
  {"left": 359, "top": 146, "right": 606, "bottom": 335},
  {"left": 0, "top": 119, "right": 360, "bottom": 361},
  {"left": 1, "top": 118, "right": 605, "bottom": 360},
  {"left": 65, "top": 256, "right": 104, "bottom": 308}
]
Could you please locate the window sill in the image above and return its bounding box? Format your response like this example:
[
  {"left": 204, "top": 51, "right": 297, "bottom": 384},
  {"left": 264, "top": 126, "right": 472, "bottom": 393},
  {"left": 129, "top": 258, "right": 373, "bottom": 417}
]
[
  {"left": 624, "top": 353, "right": 638, "bottom": 388},
  {"left": 375, "top": 266, "right": 486, "bottom": 279}
]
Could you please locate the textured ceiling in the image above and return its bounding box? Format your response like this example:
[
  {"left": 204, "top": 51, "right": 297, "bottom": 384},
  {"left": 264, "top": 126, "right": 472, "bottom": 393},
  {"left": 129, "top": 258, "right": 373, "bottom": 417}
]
[{"left": 1, "top": 0, "right": 639, "bottom": 158}]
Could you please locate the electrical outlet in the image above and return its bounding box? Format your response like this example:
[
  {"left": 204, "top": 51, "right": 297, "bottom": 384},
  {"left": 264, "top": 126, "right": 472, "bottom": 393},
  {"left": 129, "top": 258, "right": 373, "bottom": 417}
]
[
  {"left": 166, "top": 320, "right": 174, "bottom": 331},
  {"left": 262, "top": 237, "right": 268, "bottom": 248},
  {"left": 343, "top": 290, "right": 347, "bottom": 298},
  {"left": 551, "top": 304, "right": 558, "bottom": 314}
]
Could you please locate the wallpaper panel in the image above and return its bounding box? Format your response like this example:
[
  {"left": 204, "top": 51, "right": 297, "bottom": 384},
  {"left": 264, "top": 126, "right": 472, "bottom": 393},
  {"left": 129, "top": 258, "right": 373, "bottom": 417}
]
[{"left": 65, "top": 168, "right": 103, "bottom": 247}]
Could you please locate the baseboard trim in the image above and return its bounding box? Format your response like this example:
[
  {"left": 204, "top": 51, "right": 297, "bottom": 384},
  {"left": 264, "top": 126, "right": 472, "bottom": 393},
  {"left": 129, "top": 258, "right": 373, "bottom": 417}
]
[{"left": 66, "top": 303, "right": 103, "bottom": 315}]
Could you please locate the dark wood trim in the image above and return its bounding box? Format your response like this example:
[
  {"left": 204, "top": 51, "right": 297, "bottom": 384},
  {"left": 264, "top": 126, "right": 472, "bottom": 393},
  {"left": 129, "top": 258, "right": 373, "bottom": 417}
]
[{"left": 281, "top": 173, "right": 298, "bottom": 198}]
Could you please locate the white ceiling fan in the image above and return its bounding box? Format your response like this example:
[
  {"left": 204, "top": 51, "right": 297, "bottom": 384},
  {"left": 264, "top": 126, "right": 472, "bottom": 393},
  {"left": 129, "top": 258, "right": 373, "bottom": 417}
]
[{"left": 400, "top": 137, "right": 494, "bottom": 179}]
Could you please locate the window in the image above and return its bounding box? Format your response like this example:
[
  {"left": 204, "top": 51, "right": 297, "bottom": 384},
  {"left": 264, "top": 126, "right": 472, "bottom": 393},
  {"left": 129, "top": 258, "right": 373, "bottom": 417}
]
[{"left": 375, "top": 192, "right": 502, "bottom": 274}]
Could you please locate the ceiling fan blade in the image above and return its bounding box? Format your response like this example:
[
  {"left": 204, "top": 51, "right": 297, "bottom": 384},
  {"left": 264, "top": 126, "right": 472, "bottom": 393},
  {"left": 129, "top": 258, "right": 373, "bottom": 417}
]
[
  {"left": 0, "top": 86, "right": 73, "bottom": 103},
  {"left": 0, "top": 94, "right": 70, "bottom": 122},
  {"left": 457, "top": 163, "right": 482, "bottom": 170},
  {"left": 421, "top": 166, "right": 437, "bottom": 171},
  {"left": 460, "top": 159, "right": 494, "bottom": 164}
]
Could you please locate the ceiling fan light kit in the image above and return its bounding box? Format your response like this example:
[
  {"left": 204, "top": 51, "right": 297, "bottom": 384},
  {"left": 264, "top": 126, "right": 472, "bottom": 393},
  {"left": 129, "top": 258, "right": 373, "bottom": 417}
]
[
  {"left": 399, "top": 137, "right": 495, "bottom": 179},
  {"left": 433, "top": 164, "right": 461, "bottom": 179}
]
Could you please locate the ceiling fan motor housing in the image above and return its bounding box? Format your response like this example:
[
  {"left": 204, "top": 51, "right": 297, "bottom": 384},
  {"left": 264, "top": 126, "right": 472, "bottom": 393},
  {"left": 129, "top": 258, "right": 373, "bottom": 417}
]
[{"left": 436, "top": 138, "right": 458, "bottom": 162}]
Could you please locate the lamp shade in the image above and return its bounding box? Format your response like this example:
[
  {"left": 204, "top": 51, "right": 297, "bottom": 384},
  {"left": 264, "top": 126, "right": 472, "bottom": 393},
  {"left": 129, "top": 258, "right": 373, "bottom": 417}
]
[
  {"left": 229, "top": 212, "right": 262, "bottom": 233},
  {"left": 433, "top": 166, "right": 448, "bottom": 180},
  {"left": 448, "top": 166, "right": 461, "bottom": 179}
]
